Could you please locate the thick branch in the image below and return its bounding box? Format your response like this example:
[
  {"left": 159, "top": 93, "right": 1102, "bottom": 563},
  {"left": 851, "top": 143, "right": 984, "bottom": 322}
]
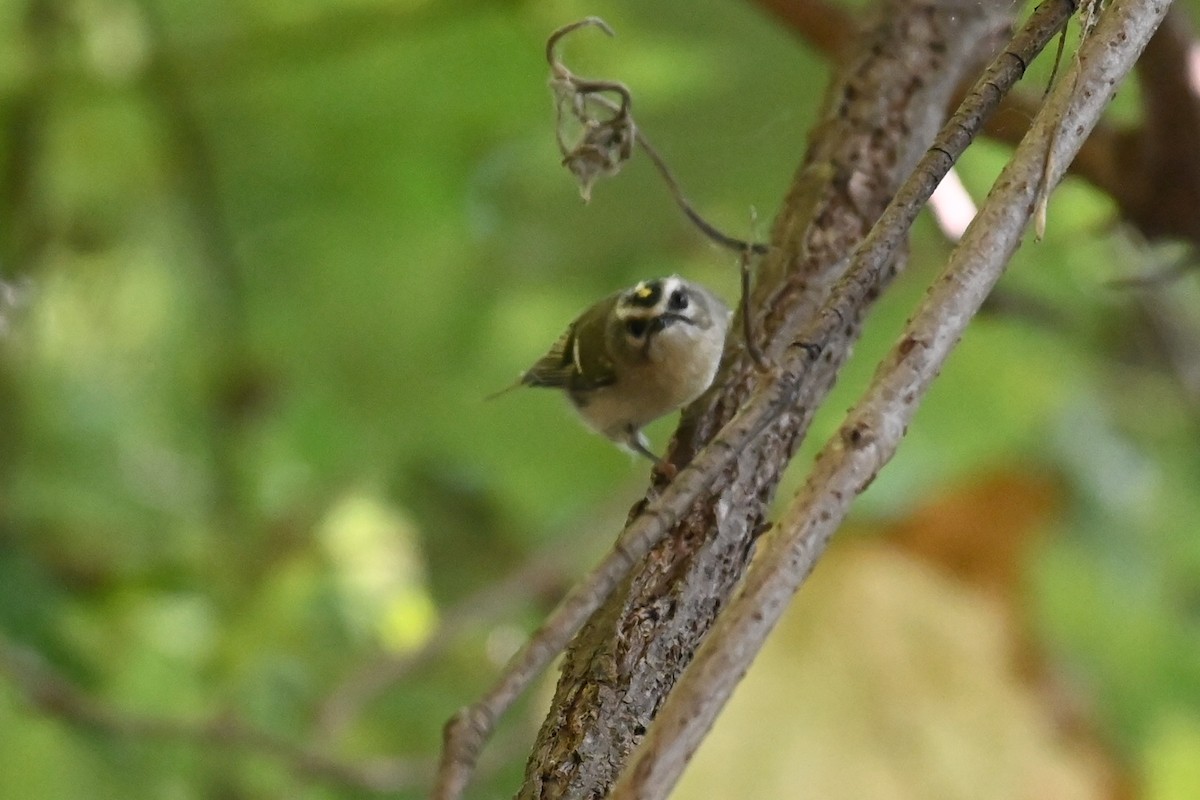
[
  {"left": 433, "top": 3, "right": 1070, "bottom": 797},
  {"left": 611, "top": 0, "right": 1171, "bottom": 796},
  {"left": 516, "top": 1, "right": 1015, "bottom": 799},
  {"left": 754, "top": 0, "right": 1200, "bottom": 249},
  {"left": 1108, "top": 6, "right": 1200, "bottom": 244},
  {"left": 976, "top": 6, "right": 1200, "bottom": 245}
]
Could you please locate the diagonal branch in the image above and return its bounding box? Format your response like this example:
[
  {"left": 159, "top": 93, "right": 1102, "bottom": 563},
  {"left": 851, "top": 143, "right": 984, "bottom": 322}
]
[
  {"left": 517, "top": 2, "right": 1073, "bottom": 797},
  {"left": 1105, "top": 6, "right": 1200, "bottom": 245},
  {"left": 610, "top": 0, "right": 1172, "bottom": 796},
  {"left": 433, "top": 1, "right": 1075, "bottom": 798},
  {"left": 752, "top": 0, "right": 1200, "bottom": 250},
  {"left": 546, "top": 18, "right": 768, "bottom": 253}
]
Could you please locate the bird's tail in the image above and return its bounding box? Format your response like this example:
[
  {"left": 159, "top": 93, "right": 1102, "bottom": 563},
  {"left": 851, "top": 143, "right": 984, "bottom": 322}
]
[{"left": 483, "top": 376, "right": 525, "bottom": 401}]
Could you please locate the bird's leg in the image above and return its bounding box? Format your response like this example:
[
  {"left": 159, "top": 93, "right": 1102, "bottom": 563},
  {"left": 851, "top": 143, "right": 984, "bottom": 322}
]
[{"left": 626, "top": 427, "right": 677, "bottom": 481}]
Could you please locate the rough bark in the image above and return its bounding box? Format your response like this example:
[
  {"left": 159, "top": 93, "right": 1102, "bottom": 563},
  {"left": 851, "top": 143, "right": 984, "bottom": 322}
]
[
  {"left": 759, "top": 0, "right": 1200, "bottom": 251},
  {"left": 610, "top": 0, "right": 1172, "bottom": 794},
  {"left": 517, "top": 1, "right": 1014, "bottom": 797}
]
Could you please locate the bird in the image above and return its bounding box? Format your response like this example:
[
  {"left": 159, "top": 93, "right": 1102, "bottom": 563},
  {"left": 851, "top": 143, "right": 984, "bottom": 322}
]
[{"left": 492, "top": 275, "right": 731, "bottom": 466}]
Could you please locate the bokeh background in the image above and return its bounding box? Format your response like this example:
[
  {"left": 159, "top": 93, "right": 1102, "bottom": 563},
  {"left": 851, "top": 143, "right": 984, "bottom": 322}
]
[{"left": 2, "top": 0, "right": 1199, "bottom": 797}]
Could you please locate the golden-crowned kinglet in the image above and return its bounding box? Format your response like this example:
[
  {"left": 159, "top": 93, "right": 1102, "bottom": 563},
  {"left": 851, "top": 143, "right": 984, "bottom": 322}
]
[{"left": 495, "top": 275, "right": 731, "bottom": 464}]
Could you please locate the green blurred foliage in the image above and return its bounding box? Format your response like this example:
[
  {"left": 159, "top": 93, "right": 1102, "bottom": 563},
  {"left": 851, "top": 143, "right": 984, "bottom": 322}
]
[{"left": 1, "top": 0, "right": 1199, "bottom": 797}]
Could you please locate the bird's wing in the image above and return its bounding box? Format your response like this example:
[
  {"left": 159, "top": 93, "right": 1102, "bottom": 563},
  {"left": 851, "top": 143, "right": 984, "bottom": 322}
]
[
  {"left": 523, "top": 310, "right": 617, "bottom": 392},
  {"left": 519, "top": 325, "right": 579, "bottom": 389}
]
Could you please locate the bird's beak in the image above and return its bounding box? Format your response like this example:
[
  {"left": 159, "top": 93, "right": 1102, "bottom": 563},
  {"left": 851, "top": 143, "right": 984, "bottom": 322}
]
[
  {"left": 656, "top": 312, "right": 694, "bottom": 328},
  {"left": 640, "top": 313, "right": 693, "bottom": 357}
]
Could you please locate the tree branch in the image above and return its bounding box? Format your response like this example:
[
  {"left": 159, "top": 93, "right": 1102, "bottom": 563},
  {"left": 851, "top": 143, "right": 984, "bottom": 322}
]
[
  {"left": 610, "top": 0, "right": 1171, "bottom": 796},
  {"left": 753, "top": 0, "right": 1200, "bottom": 250},
  {"left": 1105, "top": 6, "right": 1200, "bottom": 244},
  {"left": 546, "top": 18, "right": 768, "bottom": 253},
  {"left": 435, "top": 2, "right": 1067, "bottom": 797},
  {"left": 514, "top": 1, "right": 1020, "bottom": 798}
]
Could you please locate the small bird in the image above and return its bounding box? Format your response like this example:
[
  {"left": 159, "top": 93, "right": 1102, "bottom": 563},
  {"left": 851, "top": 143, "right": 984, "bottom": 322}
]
[{"left": 492, "top": 275, "right": 731, "bottom": 465}]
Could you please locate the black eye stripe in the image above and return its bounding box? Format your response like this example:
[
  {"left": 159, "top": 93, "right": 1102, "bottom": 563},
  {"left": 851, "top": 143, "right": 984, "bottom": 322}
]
[{"left": 668, "top": 289, "right": 687, "bottom": 310}]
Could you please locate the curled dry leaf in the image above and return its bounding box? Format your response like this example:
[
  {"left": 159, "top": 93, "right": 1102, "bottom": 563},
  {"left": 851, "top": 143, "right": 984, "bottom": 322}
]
[
  {"left": 551, "top": 77, "right": 635, "bottom": 202},
  {"left": 547, "top": 19, "right": 636, "bottom": 202}
]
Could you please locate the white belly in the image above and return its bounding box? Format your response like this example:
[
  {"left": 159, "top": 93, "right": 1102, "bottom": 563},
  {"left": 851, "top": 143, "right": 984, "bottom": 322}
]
[{"left": 570, "top": 322, "right": 724, "bottom": 440}]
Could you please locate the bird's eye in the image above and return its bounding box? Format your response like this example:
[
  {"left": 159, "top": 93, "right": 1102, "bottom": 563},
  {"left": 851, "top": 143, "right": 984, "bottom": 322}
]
[
  {"left": 668, "top": 289, "right": 688, "bottom": 311},
  {"left": 625, "top": 318, "right": 649, "bottom": 338}
]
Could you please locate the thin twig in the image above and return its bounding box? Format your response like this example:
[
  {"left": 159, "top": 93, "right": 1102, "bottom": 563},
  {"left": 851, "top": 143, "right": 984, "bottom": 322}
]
[
  {"left": 1042, "top": 14, "right": 1072, "bottom": 102},
  {"left": 1034, "top": 10, "right": 1083, "bottom": 240},
  {"left": 546, "top": 16, "right": 615, "bottom": 68},
  {"left": 517, "top": 3, "right": 1013, "bottom": 791},
  {"left": 609, "top": 0, "right": 1166, "bottom": 796},
  {"left": 584, "top": 90, "right": 773, "bottom": 253},
  {"left": 633, "top": 119, "right": 771, "bottom": 255},
  {"left": 547, "top": 18, "right": 768, "bottom": 253},
  {"left": 433, "top": 2, "right": 1076, "bottom": 797},
  {"left": 0, "top": 636, "right": 427, "bottom": 793},
  {"left": 752, "top": 0, "right": 1200, "bottom": 250},
  {"left": 1033, "top": 0, "right": 1073, "bottom": 242}
]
